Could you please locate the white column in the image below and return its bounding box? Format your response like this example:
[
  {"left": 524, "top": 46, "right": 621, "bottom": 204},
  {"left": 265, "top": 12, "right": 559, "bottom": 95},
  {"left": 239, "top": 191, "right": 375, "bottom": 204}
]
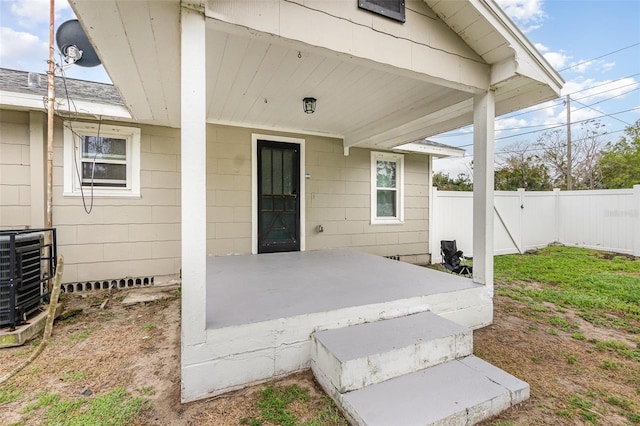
[
  {"left": 29, "top": 112, "right": 45, "bottom": 228},
  {"left": 633, "top": 185, "right": 640, "bottom": 257},
  {"left": 181, "top": 6, "right": 207, "bottom": 346},
  {"left": 517, "top": 187, "right": 525, "bottom": 253},
  {"left": 472, "top": 90, "right": 495, "bottom": 296},
  {"left": 553, "top": 188, "right": 561, "bottom": 242},
  {"left": 428, "top": 156, "right": 436, "bottom": 264}
]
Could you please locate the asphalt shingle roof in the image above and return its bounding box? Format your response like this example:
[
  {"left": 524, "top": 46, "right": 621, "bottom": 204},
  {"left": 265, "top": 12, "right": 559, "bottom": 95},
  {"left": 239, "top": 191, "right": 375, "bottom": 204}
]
[{"left": 0, "top": 67, "right": 123, "bottom": 106}]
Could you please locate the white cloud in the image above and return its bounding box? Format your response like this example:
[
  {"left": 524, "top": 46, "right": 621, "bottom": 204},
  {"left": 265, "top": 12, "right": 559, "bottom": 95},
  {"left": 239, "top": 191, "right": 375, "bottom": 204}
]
[
  {"left": 0, "top": 26, "right": 48, "bottom": 71},
  {"left": 543, "top": 51, "right": 570, "bottom": 70},
  {"left": 562, "top": 77, "right": 640, "bottom": 100},
  {"left": 496, "top": 0, "right": 546, "bottom": 32},
  {"left": 569, "top": 107, "right": 602, "bottom": 125},
  {"left": 495, "top": 117, "right": 530, "bottom": 138},
  {"left": 568, "top": 59, "right": 594, "bottom": 74},
  {"left": 534, "top": 42, "right": 548, "bottom": 52},
  {"left": 10, "top": 0, "right": 71, "bottom": 29},
  {"left": 433, "top": 156, "right": 474, "bottom": 178},
  {"left": 546, "top": 77, "right": 640, "bottom": 126},
  {"left": 534, "top": 42, "right": 570, "bottom": 70},
  {"left": 601, "top": 62, "right": 616, "bottom": 73},
  {"left": 564, "top": 59, "right": 619, "bottom": 75}
]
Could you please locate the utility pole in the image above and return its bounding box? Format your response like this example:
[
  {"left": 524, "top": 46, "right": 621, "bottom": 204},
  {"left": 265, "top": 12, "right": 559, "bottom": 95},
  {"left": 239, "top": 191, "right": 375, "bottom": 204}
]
[
  {"left": 46, "top": 0, "right": 55, "bottom": 289},
  {"left": 47, "top": 0, "right": 55, "bottom": 228},
  {"left": 566, "top": 94, "right": 572, "bottom": 190}
]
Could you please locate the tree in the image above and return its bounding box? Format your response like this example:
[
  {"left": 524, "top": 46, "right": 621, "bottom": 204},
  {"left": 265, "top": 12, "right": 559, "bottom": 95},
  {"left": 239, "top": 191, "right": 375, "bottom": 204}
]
[
  {"left": 494, "top": 141, "right": 552, "bottom": 190},
  {"left": 535, "top": 120, "right": 607, "bottom": 190},
  {"left": 432, "top": 171, "right": 473, "bottom": 191},
  {"left": 599, "top": 119, "right": 640, "bottom": 189}
]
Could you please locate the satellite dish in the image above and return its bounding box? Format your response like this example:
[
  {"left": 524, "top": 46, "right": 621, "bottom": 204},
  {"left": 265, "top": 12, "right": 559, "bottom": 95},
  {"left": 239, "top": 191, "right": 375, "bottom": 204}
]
[{"left": 56, "top": 19, "right": 101, "bottom": 67}]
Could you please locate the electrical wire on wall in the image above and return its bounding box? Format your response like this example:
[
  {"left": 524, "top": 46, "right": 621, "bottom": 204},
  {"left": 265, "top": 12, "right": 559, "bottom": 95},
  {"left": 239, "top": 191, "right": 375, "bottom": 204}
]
[
  {"left": 65, "top": 119, "right": 102, "bottom": 215},
  {"left": 54, "top": 52, "right": 100, "bottom": 215}
]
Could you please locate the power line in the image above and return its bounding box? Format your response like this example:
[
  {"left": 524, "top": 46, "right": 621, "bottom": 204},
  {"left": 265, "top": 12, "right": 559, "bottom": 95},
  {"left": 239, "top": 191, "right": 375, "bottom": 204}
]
[
  {"left": 571, "top": 81, "right": 640, "bottom": 104},
  {"left": 449, "top": 106, "right": 640, "bottom": 148},
  {"left": 498, "top": 73, "right": 640, "bottom": 119},
  {"left": 496, "top": 108, "right": 637, "bottom": 141},
  {"left": 489, "top": 85, "right": 640, "bottom": 133},
  {"left": 436, "top": 78, "right": 640, "bottom": 138},
  {"left": 558, "top": 42, "right": 640, "bottom": 72},
  {"left": 574, "top": 87, "right": 640, "bottom": 112},
  {"left": 571, "top": 98, "right": 631, "bottom": 126},
  {"left": 434, "top": 128, "right": 629, "bottom": 161},
  {"left": 567, "top": 73, "right": 640, "bottom": 97}
]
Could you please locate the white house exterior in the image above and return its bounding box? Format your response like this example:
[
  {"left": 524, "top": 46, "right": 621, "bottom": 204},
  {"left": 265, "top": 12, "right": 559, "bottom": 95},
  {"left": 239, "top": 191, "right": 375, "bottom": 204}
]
[{"left": 1, "top": 0, "right": 563, "bottom": 412}]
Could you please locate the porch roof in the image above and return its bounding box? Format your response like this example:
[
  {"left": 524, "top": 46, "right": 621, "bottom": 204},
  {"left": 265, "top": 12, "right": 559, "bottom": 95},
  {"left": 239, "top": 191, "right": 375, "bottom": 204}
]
[{"left": 69, "top": 0, "right": 563, "bottom": 150}]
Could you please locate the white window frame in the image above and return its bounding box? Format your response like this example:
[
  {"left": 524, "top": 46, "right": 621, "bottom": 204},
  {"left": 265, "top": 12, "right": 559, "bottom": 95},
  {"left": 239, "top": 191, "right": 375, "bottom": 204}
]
[
  {"left": 371, "top": 151, "right": 404, "bottom": 225},
  {"left": 63, "top": 121, "right": 141, "bottom": 198}
]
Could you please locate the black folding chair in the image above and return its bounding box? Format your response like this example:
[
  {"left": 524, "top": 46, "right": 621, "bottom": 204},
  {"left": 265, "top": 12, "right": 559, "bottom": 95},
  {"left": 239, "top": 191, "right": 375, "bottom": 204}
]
[{"left": 440, "top": 240, "right": 472, "bottom": 277}]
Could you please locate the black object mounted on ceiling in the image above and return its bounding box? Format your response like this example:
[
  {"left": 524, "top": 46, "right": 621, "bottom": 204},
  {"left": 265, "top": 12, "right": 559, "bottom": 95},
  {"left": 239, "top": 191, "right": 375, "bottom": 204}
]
[
  {"left": 56, "top": 19, "right": 101, "bottom": 67},
  {"left": 358, "top": 0, "right": 406, "bottom": 23}
]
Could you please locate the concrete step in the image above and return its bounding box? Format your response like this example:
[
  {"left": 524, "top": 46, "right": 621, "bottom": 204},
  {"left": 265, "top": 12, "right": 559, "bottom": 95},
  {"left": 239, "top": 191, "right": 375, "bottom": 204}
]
[
  {"left": 331, "top": 355, "right": 530, "bottom": 426},
  {"left": 311, "top": 311, "right": 472, "bottom": 392}
]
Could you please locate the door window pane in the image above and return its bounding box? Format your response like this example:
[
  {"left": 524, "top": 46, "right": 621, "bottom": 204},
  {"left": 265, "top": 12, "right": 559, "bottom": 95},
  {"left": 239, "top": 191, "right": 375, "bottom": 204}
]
[
  {"left": 261, "top": 148, "right": 272, "bottom": 194},
  {"left": 283, "top": 149, "right": 293, "bottom": 195},
  {"left": 272, "top": 149, "right": 283, "bottom": 195}
]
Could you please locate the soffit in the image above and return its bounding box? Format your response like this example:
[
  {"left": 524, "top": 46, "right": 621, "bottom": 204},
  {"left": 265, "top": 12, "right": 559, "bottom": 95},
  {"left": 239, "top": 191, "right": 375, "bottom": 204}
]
[{"left": 69, "top": 0, "right": 561, "bottom": 150}]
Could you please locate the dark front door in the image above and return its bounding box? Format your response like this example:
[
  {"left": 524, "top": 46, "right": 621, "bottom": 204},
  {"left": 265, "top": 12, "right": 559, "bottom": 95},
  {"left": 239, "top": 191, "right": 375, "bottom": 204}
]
[{"left": 257, "top": 140, "right": 300, "bottom": 253}]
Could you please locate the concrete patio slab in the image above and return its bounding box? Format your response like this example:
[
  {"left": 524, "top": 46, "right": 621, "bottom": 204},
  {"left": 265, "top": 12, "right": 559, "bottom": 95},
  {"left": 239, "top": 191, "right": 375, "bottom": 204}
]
[{"left": 206, "top": 249, "right": 481, "bottom": 329}]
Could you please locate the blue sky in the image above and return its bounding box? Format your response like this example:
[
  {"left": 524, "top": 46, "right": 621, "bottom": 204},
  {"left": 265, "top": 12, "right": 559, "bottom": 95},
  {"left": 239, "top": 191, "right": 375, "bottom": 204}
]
[
  {"left": 1, "top": 0, "right": 639, "bottom": 177},
  {"left": 434, "top": 0, "right": 640, "bottom": 175}
]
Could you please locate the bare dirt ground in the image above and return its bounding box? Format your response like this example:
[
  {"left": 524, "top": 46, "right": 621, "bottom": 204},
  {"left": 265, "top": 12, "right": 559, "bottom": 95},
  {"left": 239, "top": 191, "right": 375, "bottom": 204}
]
[
  {"left": 1, "top": 282, "right": 638, "bottom": 425},
  {"left": 0, "top": 287, "right": 332, "bottom": 426},
  {"left": 475, "top": 291, "right": 640, "bottom": 425}
]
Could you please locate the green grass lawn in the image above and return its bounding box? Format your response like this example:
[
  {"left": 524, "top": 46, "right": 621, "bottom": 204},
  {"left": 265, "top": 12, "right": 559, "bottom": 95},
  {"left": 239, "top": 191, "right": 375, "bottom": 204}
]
[
  {"left": 494, "top": 245, "right": 640, "bottom": 333},
  {"left": 483, "top": 245, "right": 640, "bottom": 424}
]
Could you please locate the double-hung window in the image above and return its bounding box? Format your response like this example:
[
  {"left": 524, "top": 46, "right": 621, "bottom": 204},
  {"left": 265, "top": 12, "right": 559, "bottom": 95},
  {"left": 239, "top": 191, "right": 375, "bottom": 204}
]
[
  {"left": 371, "top": 151, "right": 404, "bottom": 224},
  {"left": 63, "top": 122, "right": 141, "bottom": 197}
]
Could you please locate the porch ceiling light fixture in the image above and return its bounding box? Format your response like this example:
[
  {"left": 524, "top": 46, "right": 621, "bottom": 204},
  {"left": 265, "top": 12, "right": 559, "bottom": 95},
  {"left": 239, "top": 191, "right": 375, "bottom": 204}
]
[{"left": 303, "top": 97, "right": 316, "bottom": 114}]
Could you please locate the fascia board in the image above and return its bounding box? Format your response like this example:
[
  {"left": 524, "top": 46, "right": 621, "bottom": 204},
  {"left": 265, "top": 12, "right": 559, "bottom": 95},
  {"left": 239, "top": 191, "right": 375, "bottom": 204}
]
[
  {"left": 0, "top": 90, "right": 131, "bottom": 119},
  {"left": 476, "top": 0, "right": 564, "bottom": 91}
]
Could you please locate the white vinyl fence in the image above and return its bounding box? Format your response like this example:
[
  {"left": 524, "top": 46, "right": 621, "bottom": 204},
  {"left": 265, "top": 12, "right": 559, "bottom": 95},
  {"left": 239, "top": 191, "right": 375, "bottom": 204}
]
[{"left": 430, "top": 186, "right": 640, "bottom": 263}]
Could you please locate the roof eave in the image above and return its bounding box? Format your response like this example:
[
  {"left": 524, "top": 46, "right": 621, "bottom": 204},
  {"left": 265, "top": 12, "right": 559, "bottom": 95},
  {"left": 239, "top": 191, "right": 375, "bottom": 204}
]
[
  {"left": 0, "top": 90, "right": 132, "bottom": 120},
  {"left": 393, "top": 141, "right": 465, "bottom": 158},
  {"left": 479, "top": 0, "right": 564, "bottom": 91}
]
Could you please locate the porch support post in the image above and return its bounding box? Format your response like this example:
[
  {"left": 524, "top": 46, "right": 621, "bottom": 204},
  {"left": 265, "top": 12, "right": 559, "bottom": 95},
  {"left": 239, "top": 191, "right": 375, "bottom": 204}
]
[
  {"left": 633, "top": 185, "right": 640, "bottom": 257},
  {"left": 180, "top": 5, "right": 207, "bottom": 346},
  {"left": 472, "top": 90, "right": 495, "bottom": 297}
]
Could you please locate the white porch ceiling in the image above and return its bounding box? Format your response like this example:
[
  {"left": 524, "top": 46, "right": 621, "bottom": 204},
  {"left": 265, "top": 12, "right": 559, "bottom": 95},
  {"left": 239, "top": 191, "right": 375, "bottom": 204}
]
[
  {"left": 69, "top": 0, "right": 562, "bottom": 151},
  {"left": 204, "top": 26, "right": 471, "bottom": 149}
]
